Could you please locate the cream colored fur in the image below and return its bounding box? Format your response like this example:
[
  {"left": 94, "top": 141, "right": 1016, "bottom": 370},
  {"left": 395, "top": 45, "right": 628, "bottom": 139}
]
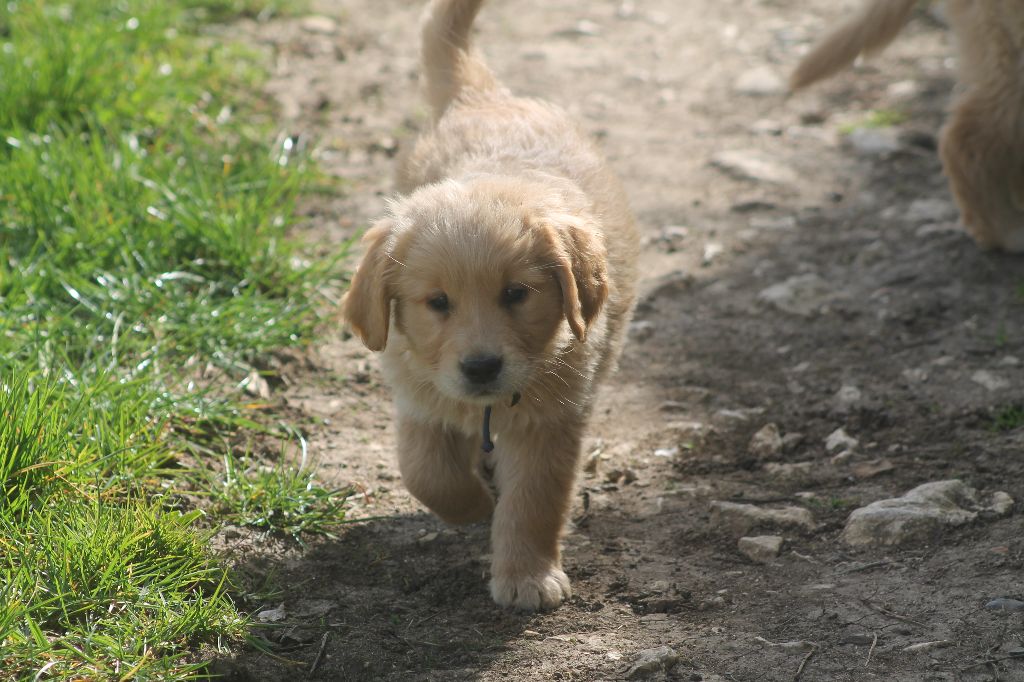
[
  {"left": 342, "top": 0, "right": 639, "bottom": 610},
  {"left": 792, "top": 0, "right": 1024, "bottom": 253}
]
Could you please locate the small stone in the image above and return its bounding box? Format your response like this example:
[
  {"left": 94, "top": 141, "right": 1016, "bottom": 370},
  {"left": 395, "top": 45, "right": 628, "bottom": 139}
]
[
  {"left": 887, "top": 80, "right": 920, "bottom": 100},
  {"left": 904, "top": 198, "right": 957, "bottom": 224},
  {"left": 842, "top": 480, "right": 1014, "bottom": 547},
  {"left": 257, "top": 604, "right": 287, "bottom": 623},
  {"left": 845, "top": 128, "right": 900, "bottom": 156},
  {"left": 702, "top": 242, "right": 724, "bottom": 265},
  {"left": 710, "top": 501, "right": 815, "bottom": 536},
  {"left": 1000, "top": 355, "right": 1021, "bottom": 366},
  {"left": 649, "top": 580, "right": 671, "bottom": 593},
  {"left": 749, "top": 119, "right": 783, "bottom": 136},
  {"left": 626, "top": 645, "right": 679, "bottom": 679},
  {"left": 710, "top": 150, "right": 798, "bottom": 185},
  {"left": 985, "top": 598, "right": 1024, "bottom": 613},
  {"left": 757, "top": 273, "right": 833, "bottom": 316},
  {"left": 825, "top": 428, "right": 859, "bottom": 453},
  {"left": 607, "top": 650, "right": 624, "bottom": 661},
  {"left": 830, "top": 450, "right": 854, "bottom": 466},
  {"left": 833, "top": 385, "right": 862, "bottom": 412},
  {"left": 972, "top": 370, "right": 1010, "bottom": 392},
  {"left": 555, "top": 19, "right": 601, "bottom": 37},
  {"left": 763, "top": 461, "right": 816, "bottom": 483},
  {"left": 418, "top": 531, "right": 439, "bottom": 544},
  {"left": 738, "top": 535, "right": 783, "bottom": 563},
  {"left": 629, "top": 320, "right": 656, "bottom": 342},
  {"left": 902, "top": 368, "right": 929, "bottom": 383},
  {"left": 749, "top": 423, "right": 783, "bottom": 461},
  {"left": 734, "top": 66, "right": 785, "bottom": 96},
  {"left": 781, "top": 432, "right": 805, "bottom": 453},
  {"left": 749, "top": 215, "right": 796, "bottom": 231},
  {"left": 653, "top": 447, "right": 679, "bottom": 458},
  {"left": 300, "top": 15, "right": 338, "bottom": 34}
]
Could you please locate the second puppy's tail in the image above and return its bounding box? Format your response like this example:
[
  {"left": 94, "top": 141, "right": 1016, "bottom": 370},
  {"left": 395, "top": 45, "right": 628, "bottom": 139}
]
[
  {"left": 421, "top": 0, "right": 498, "bottom": 119},
  {"left": 790, "top": 0, "right": 919, "bottom": 91}
]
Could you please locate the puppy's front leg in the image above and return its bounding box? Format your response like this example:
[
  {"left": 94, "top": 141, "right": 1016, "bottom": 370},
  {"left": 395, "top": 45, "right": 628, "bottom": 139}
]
[
  {"left": 489, "top": 423, "right": 581, "bottom": 611},
  {"left": 396, "top": 415, "right": 494, "bottom": 525}
]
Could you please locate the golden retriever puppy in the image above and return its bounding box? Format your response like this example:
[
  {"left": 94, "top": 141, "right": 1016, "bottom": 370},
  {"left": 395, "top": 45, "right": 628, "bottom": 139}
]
[
  {"left": 791, "top": 0, "right": 1024, "bottom": 253},
  {"left": 342, "top": 0, "right": 639, "bottom": 610}
]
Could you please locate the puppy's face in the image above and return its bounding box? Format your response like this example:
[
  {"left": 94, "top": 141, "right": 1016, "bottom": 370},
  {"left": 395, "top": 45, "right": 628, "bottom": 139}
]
[{"left": 342, "top": 180, "right": 608, "bottom": 404}]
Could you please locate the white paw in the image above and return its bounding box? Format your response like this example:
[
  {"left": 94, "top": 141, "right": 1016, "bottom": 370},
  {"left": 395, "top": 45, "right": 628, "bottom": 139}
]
[{"left": 490, "top": 567, "right": 571, "bottom": 611}]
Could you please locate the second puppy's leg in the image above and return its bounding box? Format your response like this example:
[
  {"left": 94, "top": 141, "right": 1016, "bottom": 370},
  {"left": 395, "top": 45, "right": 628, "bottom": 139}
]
[{"left": 396, "top": 415, "right": 494, "bottom": 525}]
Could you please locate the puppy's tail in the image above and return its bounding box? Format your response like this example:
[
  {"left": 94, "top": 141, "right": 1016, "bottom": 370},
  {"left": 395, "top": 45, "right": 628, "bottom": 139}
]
[
  {"left": 790, "top": 0, "right": 920, "bottom": 91},
  {"left": 421, "top": 0, "right": 498, "bottom": 120}
]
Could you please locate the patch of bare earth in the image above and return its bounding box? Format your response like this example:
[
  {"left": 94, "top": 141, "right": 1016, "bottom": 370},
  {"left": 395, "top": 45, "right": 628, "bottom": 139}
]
[{"left": 213, "top": 1, "right": 1024, "bottom": 680}]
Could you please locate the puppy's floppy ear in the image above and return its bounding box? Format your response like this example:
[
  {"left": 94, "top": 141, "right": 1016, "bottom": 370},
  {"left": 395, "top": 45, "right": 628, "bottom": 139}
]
[
  {"left": 536, "top": 214, "right": 609, "bottom": 342},
  {"left": 342, "top": 219, "right": 395, "bottom": 351}
]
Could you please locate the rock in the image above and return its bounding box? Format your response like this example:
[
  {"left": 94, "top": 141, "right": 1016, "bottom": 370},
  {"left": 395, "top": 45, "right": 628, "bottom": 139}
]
[
  {"left": 749, "top": 215, "right": 796, "bottom": 231},
  {"left": 710, "top": 501, "right": 815, "bottom": 536},
  {"left": 749, "top": 119, "right": 783, "bottom": 136},
  {"left": 710, "top": 150, "right": 798, "bottom": 185},
  {"left": 702, "top": 241, "right": 724, "bottom": 265},
  {"left": 972, "top": 370, "right": 1010, "bottom": 392},
  {"left": 734, "top": 66, "right": 785, "bottom": 96},
  {"left": 985, "top": 598, "right": 1024, "bottom": 613},
  {"left": 1000, "top": 355, "right": 1021, "bottom": 366},
  {"left": 738, "top": 535, "right": 783, "bottom": 563},
  {"left": 653, "top": 447, "right": 679, "bottom": 458},
  {"left": 257, "top": 603, "right": 287, "bottom": 623},
  {"left": 842, "top": 480, "right": 1014, "bottom": 547},
  {"left": 887, "top": 79, "right": 920, "bottom": 101},
  {"left": 763, "top": 461, "right": 817, "bottom": 484},
  {"left": 833, "top": 385, "right": 862, "bottom": 412},
  {"left": 749, "top": 423, "right": 783, "bottom": 461},
  {"left": 904, "top": 198, "right": 957, "bottom": 224},
  {"left": 300, "top": 15, "right": 338, "bottom": 34},
  {"left": 651, "top": 224, "right": 689, "bottom": 252},
  {"left": 626, "top": 645, "right": 679, "bottom": 679},
  {"left": 629, "top": 320, "right": 656, "bottom": 342},
  {"left": 554, "top": 19, "right": 601, "bottom": 37},
  {"left": 757, "top": 273, "right": 833, "bottom": 316},
  {"left": 781, "top": 432, "right": 805, "bottom": 453},
  {"left": 845, "top": 127, "right": 900, "bottom": 156},
  {"left": 825, "top": 427, "right": 859, "bottom": 453}
]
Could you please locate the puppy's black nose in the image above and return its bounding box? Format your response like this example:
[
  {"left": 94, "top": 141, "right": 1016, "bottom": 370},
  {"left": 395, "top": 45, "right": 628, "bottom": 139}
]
[{"left": 460, "top": 355, "right": 503, "bottom": 385}]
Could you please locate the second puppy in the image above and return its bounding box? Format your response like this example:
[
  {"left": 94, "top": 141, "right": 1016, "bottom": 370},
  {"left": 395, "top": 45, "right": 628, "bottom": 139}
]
[
  {"left": 792, "top": 0, "right": 1024, "bottom": 253},
  {"left": 342, "top": 0, "right": 639, "bottom": 610}
]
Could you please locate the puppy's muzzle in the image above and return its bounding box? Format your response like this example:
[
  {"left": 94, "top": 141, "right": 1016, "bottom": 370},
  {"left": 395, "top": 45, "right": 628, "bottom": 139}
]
[{"left": 460, "top": 354, "right": 503, "bottom": 386}]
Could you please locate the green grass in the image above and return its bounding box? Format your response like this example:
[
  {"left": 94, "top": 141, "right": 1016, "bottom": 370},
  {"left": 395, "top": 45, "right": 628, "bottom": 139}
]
[
  {"left": 0, "top": 0, "right": 348, "bottom": 677},
  {"left": 838, "top": 108, "right": 908, "bottom": 134},
  {"left": 992, "top": 405, "right": 1024, "bottom": 432}
]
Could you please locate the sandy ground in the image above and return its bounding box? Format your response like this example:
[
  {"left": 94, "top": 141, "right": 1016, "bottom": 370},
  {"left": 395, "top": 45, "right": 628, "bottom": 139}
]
[{"left": 213, "top": 1, "right": 1024, "bottom": 679}]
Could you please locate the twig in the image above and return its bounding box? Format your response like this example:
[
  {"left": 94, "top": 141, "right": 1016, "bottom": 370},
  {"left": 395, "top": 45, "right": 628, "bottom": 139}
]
[
  {"left": 842, "top": 560, "right": 892, "bottom": 574},
  {"left": 865, "top": 632, "right": 878, "bottom": 666},
  {"left": 307, "top": 632, "right": 329, "bottom": 679},
  {"left": 794, "top": 645, "right": 817, "bottom": 681},
  {"left": 860, "top": 599, "right": 926, "bottom": 627}
]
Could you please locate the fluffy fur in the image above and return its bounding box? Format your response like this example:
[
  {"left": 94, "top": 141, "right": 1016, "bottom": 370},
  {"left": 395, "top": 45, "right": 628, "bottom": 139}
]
[
  {"left": 791, "top": 0, "right": 1024, "bottom": 253},
  {"left": 342, "top": 0, "right": 639, "bottom": 610}
]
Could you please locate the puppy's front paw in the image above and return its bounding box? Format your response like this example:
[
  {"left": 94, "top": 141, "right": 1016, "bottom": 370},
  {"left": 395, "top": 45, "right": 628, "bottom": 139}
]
[{"left": 490, "top": 567, "right": 571, "bottom": 611}]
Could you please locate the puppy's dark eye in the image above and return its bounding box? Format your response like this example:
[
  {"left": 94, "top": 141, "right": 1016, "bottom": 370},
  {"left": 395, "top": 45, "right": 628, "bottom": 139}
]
[
  {"left": 427, "top": 293, "right": 449, "bottom": 313},
  {"left": 501, "top": 284, "right": 528, "bottom": 306}
]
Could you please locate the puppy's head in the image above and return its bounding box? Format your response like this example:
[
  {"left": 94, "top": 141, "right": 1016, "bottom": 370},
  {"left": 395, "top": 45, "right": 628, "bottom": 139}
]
[{"left": 341, "top": 179, "right": 608, "bottom": 403}]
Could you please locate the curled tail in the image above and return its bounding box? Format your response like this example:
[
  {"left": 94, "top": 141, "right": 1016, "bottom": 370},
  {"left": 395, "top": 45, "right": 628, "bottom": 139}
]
[
  {"left": 791, "top": 0, "right": 919, "bottom": 91},
  {"left": 420, "top": 0, "right": 499, "bottom": 119}
]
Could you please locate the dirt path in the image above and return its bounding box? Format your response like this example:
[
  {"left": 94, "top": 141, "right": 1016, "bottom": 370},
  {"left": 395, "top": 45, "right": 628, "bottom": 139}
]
[{"left": 218, "top": 1, "right": 1024, "bottom": 679}]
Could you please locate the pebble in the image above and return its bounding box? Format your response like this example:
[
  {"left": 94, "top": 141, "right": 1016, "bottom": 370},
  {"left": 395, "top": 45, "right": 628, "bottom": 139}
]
[
  {"left": 833, "top": 384, "right": 862, "bottom": 412},
  {"left": 781, "top": 432, "right": 805, "bottom": 453},
  {"left": 738, "top": 535, "right": 783, "bottom": 563},
  {"left": 842, "top": 480, "right": 1014, "bottom": 547},
  {"left": 257, "top": 604, "right": 287, "bottom": 623},
  {"left": 733, "top": 66, "right": 785, "bottom": 96},
  {"left": 749, "top": 215, "right": 796, "bottom": 231},
  {"left": 629, "top": 320, "right": 656, "bottom": 342},
  {"left": 757, "top": 273, "right": 833, "bottom": 316},
  {"left": 702, "top": 241, "right": 724, "bottom": 265},
  {"left": 300, "top": 15, "right": 338, "bottom": 34},
  {"left": 985, "top": 598, "right": 1024, "bottom": 613},
  {"left": 846, "top": 128, "right": 900, "bottom": 156},
  {"left": 749, "top": 119, "right": 783, "bottom": 136},
  {"left": 972, "top": 370, "right": 1010, "bottom": 392},
  {"left": 554, "top": 19, "right": 601, "bottom": 37},
  {"left": 710, "top": 501, "right": 815, "bottom": 536},
  {"left": 748, "top": 423, "right": 783, "bottom": 461},
  {"left": 626, "top": 645, "right": 679, "bottom": 678},
  {"left": 904, "top": 198, "right": 957, "bottom": 224},
  {"left": 710, "top": 149, "right": 798, "bottom": 185},
  {"left": 887, "top": 79, "right": 920, "bottom": 101},
  {"left": 825, "top": 427, "right": 859, "bottom": 453}
]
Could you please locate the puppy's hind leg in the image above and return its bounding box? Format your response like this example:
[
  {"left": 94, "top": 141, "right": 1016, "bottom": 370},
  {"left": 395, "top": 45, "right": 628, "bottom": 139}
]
[
  {"left": 396, "top": 415, "right": 494, "bottom": 525},
  {"left": 940, "top": 87, "right": 1024, "bottom": 253}
]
